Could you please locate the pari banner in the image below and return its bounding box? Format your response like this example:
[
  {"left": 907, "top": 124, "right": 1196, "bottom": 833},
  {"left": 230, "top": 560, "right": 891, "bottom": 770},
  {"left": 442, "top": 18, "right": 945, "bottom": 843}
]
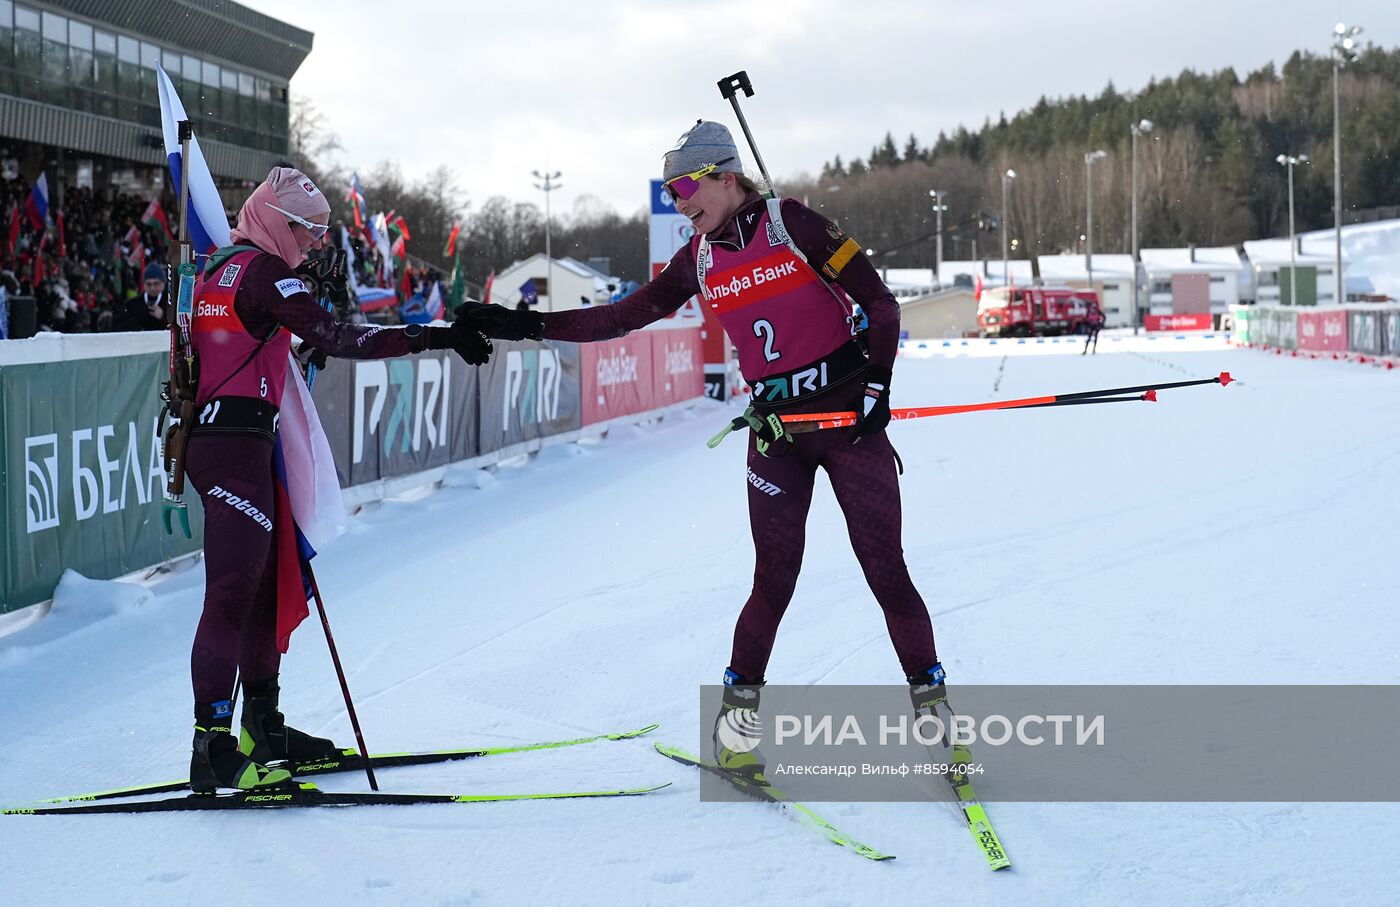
[
  {"left": 2, "top": 353, "right": 204, "bottom": 613},
  {"left": 312, "top": 341, "right": 588, "bottom": 486}
]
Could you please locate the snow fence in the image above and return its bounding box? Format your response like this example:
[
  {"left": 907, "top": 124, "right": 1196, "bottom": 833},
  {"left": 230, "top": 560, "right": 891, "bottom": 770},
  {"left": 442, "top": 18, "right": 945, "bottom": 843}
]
[
  {"left": 1230, "top": 303, "right": 1400, "bottom": 360},
  {"left": 0, "top": 327, "right": 704, "bottom": 616}
]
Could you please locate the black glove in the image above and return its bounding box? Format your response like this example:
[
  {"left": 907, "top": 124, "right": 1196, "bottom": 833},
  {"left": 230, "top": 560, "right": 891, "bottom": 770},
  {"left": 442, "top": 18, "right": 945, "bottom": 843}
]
[
  {"left": 736, "top": 406, "right": 793, "bottom": 458},
  {"left": 424, "top": 321, "right": 492, "bottom": 366},
  {"left": 457, "top": 302, "right": 544, "bottom": 341},
  {"left": 295, "top": 340, "right": 328, "bottom": 375},
  {"left": 295, "top": 250, "right": 348, "bottom": 305},
  {"left": 850, "top": 365, "right": 892, "bottom": 443}
]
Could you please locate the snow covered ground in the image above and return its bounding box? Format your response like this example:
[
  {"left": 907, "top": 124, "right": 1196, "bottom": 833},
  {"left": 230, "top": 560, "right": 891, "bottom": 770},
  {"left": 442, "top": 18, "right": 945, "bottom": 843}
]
[{"left": 3, "top": 335, "right": 1398, "bottom": 905}]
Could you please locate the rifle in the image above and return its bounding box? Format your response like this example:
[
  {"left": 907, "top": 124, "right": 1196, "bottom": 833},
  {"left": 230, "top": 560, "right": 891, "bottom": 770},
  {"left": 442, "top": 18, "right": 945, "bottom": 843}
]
[{"left": 161, "top": 119, "right": 197, "bottom": 538}]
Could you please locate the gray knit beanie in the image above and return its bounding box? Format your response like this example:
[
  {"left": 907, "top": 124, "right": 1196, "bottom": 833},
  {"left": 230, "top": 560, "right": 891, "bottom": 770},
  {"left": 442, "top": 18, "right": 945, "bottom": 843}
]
[{"left": 663, "top": 120, "right": 744, "bottom": 182}]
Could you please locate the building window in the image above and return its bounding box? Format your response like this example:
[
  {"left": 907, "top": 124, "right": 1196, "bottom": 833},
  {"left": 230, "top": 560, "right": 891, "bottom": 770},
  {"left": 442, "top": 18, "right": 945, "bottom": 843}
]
[
  {"left": 1209, "top": 275, "right": 1226, "bottom": 283},
  {"left": 201, "top": 60, "right": 221, "bottom": 119},
  {"left": 39, "top": 9, "right": 66, "bottom": 106},
  {"left": 93, "top": 29, "right": 116, "bottom": 116},
  {"left": 1257, "top": 270, "right": 1278, "bottom": 287},
  {"left": 0, "top": 1, "right": 14, "bottom": 96},
  {"left": 1150, "top": 280, "right": 1171, "bottom": 294},
  {"left": 67, "top": 18, "right": 93, "bottom": 111},
  {"left": 13, "top": 4, "right": 39, "bottom": 100},
  {"left": 1102, "top": 283, "right": 1120, "bottom": 291}
]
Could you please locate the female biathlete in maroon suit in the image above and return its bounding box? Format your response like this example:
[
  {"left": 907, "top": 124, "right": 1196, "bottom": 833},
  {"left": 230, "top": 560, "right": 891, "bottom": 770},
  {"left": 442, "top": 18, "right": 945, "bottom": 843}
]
[
  {"left": 184, "top": 168, "right": 490, "bottom": 791},
  {"left": 461, "top": 122, "right": 949, "bottom": 774}
]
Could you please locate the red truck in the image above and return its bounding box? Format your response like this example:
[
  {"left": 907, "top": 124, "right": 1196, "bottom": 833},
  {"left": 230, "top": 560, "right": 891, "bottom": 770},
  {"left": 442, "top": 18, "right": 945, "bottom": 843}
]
[{"left": 977, "top": 286, "right": 1104, "bottom": 337}]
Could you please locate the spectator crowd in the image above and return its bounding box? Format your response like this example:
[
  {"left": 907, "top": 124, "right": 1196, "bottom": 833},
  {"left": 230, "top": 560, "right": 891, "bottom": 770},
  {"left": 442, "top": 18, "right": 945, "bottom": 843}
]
[
  {"left": 0, "top": 171, "right": 460, "bottom": 339},
  {"left": 1, "top": 174, "right": 177, "bottom": 335}
]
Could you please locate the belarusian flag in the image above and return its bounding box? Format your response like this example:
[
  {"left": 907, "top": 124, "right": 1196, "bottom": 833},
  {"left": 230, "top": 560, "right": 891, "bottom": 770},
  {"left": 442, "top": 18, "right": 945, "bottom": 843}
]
[
  {"left": 142, "top": 197, "right": 174, "bottom": 241},
  {"left": 388, "top": 213, "right": 410, "bottom": 241},
  {"left": 124, "top": 223, "right": 145, "bottom": 269},
  {"left": 6, "top": 202, "right": 19, "bottom": 261},
  {"left": 443, "top": 221, "right": 460, "bottom": 258}
]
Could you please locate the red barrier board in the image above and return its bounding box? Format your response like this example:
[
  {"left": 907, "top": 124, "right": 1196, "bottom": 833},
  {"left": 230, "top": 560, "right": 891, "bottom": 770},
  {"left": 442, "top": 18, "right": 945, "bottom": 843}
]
[
  {"left": 1296, "top": 309, "right": 1348, "bottom": 352},
  {"left": 580, "top": 335, "right": 656, "bottom": 426},
  {"left": 1145, "top": 313, "right": 1213, "bottom": 331},
  {"left": 650, "top": 328, "right": 705, "bottom": 407}
]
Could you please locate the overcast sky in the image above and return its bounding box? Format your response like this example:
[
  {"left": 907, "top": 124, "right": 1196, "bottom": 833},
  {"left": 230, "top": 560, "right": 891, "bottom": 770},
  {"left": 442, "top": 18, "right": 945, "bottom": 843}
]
[{"left": 242, "top": 0, "right": 1399, "bottom": 219}]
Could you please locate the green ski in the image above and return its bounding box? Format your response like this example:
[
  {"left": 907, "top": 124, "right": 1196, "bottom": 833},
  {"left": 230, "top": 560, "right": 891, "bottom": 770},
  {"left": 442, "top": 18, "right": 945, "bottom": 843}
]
[
  {"left": 37, "top": 723, "right": 660, "bottom": 804},
  {"left": 654, "top": 742, "right": 895, "bottom": 862},
  {"left": 6, "top": 780, "right": 670, "bottom": 816}
]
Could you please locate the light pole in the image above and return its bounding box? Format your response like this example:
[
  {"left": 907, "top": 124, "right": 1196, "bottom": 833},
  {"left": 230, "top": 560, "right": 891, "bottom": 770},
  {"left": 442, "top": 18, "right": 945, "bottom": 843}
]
[
  {"left": 531, "top": 168, "right": 562, "bottom": 312},
  {"left": 929, "top": 189, "right": 947, "bottom": 287},
  {"left": 1084, "top": 150, "right": 1107, "bottom": 290},
  {"left": 1276, "top": 153, "right": 1309, "bottom": 305},
  {"left": 1331, "top": 23, "right": 1361, "bottom": 306},
  {"left": 1130, "top": 119, "right": 1153, "bottom": 333},
  {"left": 1001, "top": 170, "right": 1016, "bottom": 285}
]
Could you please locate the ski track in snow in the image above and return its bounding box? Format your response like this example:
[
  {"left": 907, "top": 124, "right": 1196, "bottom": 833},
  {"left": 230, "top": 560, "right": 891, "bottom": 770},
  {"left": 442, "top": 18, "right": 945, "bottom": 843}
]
[{"left": 2, "top": 341, "right": 1399, "bottom": 905}]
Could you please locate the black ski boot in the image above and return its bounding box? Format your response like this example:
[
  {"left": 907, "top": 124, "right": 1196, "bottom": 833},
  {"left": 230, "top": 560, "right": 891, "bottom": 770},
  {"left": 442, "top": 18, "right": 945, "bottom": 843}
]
[
  {"left": 908, "top": 662, "right": 972, "bottom": 773},
  {"left": 190, "top": 700, "right": 294, "bottom": 794},
  {"left": 712, "top": 668, "right": 767, "bottom": 781},
  {"left": 239, "top": 678, "right": 343, "bottom": 766}
]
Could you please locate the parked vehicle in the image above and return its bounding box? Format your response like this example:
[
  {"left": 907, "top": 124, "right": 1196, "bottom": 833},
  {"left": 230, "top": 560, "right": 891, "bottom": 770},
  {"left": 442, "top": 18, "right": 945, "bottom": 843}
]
[{"left": 977, "top": 286, "right": 1104, "bottom": 337}]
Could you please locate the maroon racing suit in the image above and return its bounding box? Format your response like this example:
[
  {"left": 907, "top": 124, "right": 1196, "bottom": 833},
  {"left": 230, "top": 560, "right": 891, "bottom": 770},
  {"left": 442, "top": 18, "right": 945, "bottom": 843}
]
[
  {"left": 544, "top": 193, "right": 938, "bottom": 682},
  {"left": 185, "top": 245, "right": 422, "bottom": 706}
]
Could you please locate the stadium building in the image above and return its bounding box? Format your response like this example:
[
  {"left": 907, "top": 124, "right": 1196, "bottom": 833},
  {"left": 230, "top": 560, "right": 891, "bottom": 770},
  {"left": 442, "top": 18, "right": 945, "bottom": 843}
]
[{"left": 0, "top": 0, "right": 311, "bottom": 202}]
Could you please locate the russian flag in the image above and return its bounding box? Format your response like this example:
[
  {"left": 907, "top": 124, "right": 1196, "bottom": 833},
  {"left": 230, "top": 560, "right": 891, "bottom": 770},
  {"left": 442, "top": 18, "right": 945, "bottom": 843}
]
[
  {"left": 155, "top": 64, "right": 231, "bottom": 260},
  {"left": 24, "top": 173, "right": 48, "bottom": 231},
  {"left": 424, "top": 281, "right": 444, "bottom": 320},
  {"left": 267, "top": 333, "right": 349, "bottom": 651}
]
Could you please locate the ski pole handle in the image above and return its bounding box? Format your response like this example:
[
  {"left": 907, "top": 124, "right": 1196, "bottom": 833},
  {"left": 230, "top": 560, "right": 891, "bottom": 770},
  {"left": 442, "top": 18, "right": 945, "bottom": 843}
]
[
  {"left": 717, "top": 70, "right": 775, "bottom": 196},
  {"left": 718, "top": 71, "right": 754, "bottom": 100}
]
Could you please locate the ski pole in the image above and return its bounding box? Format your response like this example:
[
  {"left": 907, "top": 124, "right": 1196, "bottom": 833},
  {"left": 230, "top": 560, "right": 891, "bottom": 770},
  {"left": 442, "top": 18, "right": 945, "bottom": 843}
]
[
  {"left": 779, "top": 372, "right": 1233, "bottom": 433},
  {"left": 718, "top": 71, "right": 776, "bottom": 197},
  {"left": 306, "top": 564, "right": 378, "bottom": 791}
]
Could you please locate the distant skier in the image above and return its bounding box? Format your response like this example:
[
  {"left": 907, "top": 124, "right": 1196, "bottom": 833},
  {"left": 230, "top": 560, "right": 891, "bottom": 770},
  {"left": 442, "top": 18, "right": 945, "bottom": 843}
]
[
  {"left": 182, "top": 167, "right": 491, "bottom": 792},
  {"left": 1083, "top": 300, "right": 1105, "bottom": 354},
  {"left": 459, "top": 121, "right": 948, "bottom": 775}
]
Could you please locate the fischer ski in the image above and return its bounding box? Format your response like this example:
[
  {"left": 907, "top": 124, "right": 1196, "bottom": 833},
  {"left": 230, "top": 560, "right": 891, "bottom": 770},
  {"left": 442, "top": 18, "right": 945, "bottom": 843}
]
[
  {"left": 654, "top": 743, "right": 894, "bottom": 862},
  {"left": 942, "top": 765, "right": 1012, "bottom": 871},
  {"left": 37, "top": 724, "right": 660, "bottom": 805},
  {"left": 5, "top": 780, "right": 670, "bottom": 816}
]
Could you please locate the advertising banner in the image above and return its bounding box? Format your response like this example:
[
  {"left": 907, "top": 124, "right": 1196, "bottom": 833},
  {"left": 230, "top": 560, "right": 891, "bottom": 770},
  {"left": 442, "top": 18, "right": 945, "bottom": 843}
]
[
  {"left": 649, "top": 328, "right": 705, "bottom": 408},
  {"left": 319, "top": 351, "right": 465, "bottom": 487},
  {"left": 477, "top": 340, "right": 581, "bottom": 455},
  {"left": 1296, "top": 309, "right": 1348, "bottom": 352},
  {"left": 581, "top": 335, "right": 656, "bottom": 426},
  {"left": 1382, "top": 311, "right": 1400, "bottom": 357},
  {"left": 1348, "top": 309, "right": 1382, "bottom": 355},
  {"left": 649, "top": 179, "right": 694, "bottom": 265},
  {"left": 1144, "top": 313, "right": 1212, "bottom": 331},
  {"left": 650, "top": 178, "right": 733, "bottom": 398},
  {"left": 1229, "top": 305, "right": 1252, "bottom": 344},
  {"left": 1, "top": 353, "right": 204, "bottom": 613}
]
